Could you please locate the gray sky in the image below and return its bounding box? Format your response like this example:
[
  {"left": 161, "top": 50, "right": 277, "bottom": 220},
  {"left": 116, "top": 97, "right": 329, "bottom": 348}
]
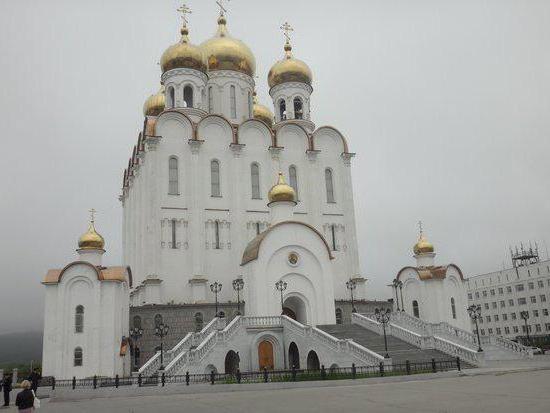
[{"left": 1, "top": 0, "right": 549, "bottom": 334}]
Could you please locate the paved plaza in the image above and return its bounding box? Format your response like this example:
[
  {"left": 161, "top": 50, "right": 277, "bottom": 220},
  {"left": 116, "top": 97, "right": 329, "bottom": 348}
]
[{"left": 14, "top": 368, "right": 548, "bottom": 413}]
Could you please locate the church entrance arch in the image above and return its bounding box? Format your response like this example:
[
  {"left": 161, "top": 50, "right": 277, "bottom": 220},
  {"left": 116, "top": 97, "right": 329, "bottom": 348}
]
[
  {"left": 288, "top": 342, "right": 300, "bottom": 369},
  {"left": 306, "top": 350, "right": 320, "bottom": 371},
  {"left": 282, "top": 295, "right": 308, "bottom": 324},
  {"left": 224, "top": 350, "right": 240, "bottom": 375},
  {"left": 258, "top": 340, "right": 274, "bottom": 370}
]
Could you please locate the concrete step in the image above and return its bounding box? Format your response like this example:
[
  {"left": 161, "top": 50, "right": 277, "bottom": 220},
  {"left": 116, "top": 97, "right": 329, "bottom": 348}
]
[{"left": 318, "top": 323, "right": 451, "bottom": 364}]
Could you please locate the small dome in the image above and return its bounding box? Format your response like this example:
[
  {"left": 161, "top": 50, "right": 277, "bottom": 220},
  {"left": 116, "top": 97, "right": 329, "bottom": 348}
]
[
  {"left": 252, "top": 91, "right": 274, "bottom": 127},
  {"left": 160, "top": 26, "right": 207, "bottom": 73},
  {"left": 143, "top": 86, "right": 165, "bottom": 117},
  {"left": 78, "top": 221, "right": 105, "bottom": 250},
  {"left": 413, "top": 234, "right": 434, "bottom": 255},
  {"left": 268, "top": 43, "right": 312, "bottom": 89},
  {"left": 268, "top": 172, "right": 296, "bottom": 203},
  {"left": 200, "top": 15, "right": 256, "bottom": 77}
]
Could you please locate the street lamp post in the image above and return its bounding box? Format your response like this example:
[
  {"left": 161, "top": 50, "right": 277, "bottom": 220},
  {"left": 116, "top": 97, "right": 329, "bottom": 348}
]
[
  {"left": 374, "top": 308, "right": 391, "bottom": 358},
  {"left": 232, "top": 278, "right": 244, "bottom": 315},
  {"left": 398, "top": 281, "right": 404, "bottom": 312},
  {"left": 129, "top": 327, "right": 143, "bottom": 372},
  {"left": 154, "top": 322, "right": 170, "bottom": 370},
  {"left": 275, "top": 280, "right": 288, "bottom": 313},
  {"left": 391, "top": 279, "right": 400, "bottom": 311},
  {"left": 520, "top": 311, "right": 531, "bottom": 346},
  {"left": 346, "top": 279, "right": 357, "bottom": 313},
  {"left": 210, "top": 281, "right": 222, "bottom": 317},
  {"left": 467, "top": 304, "right": 483, "bottom": 352}
]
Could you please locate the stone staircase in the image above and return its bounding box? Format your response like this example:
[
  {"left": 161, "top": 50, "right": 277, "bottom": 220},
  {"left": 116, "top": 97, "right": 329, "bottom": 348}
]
[{"left": 318, "top": 324, "right": 451, "bottom": 364}]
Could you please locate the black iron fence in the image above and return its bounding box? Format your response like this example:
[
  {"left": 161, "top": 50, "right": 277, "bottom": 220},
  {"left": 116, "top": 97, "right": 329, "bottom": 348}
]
[{"left": 41, "top": 357, "right": 463, "bottom": 390}]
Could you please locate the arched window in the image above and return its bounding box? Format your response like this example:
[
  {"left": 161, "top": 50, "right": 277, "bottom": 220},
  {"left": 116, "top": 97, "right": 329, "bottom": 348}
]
[
  {"left": 251, "top": 163, "right": 260, "bottom": 199},
  {"left": 325, "top": 169, "right": 335, "bottom": 203},
  {"left": 208, "top": 86, "right": 213, "bottom": 112},
  {"left": 194, "top": 312, "right": 203, "bottom": 332},
  {"left": 451, "top": 297, "right": 457, "bottom": 319},
  {"left": 201, "top": 88, "right": 206, "bottom": 108},
  {"left": 330, "top": 224, "right": 337, "bottom": 251},
  {"left": 214, "top": 220, "right": 221, "bottom": 249},
  {"left": 183, "top": 85, "right": 193, "bottom": 108},
  {"left": 168, "top": 157, "right": 178, "bottom": 195},
  {"left": 154, "top": 314, "right": 163, "bottom": 327},
  {"left": 75, "top": 305, "right": 84, "bottom": 333},
  {"left": 335, "top": 308, "right": 343, "bottom": 324},
  {"left": 289, "top": 165, "right": 298, "bottom": 199},
  {"left": 293, "top": 97, "right": 303, "bottom": 119},
  {"left": 412, "top": 300, "right": 420, "bottom": 318},
  {"left": 255, "top": 222, "right": 261, "bottom": 236},
  {"left": 229, "top": 85, "right": 236, "bottom": 119},
  {"left": 211, "top": 160, "right": 221, "bottom": 197},
  {"left": 279, "top": 99, "right": 286, "bottom": 120},
  {"left": 168, "top": 86, "right": 175, "bottom": 108},
  {"left": 248, "top": 91, "right": 252, "bottom": 118},
  {"left": 74, "top": 347, "right": 83, "bottom": 366},
  {"left": 133, "top": 315, "right": 142, "bottom": 329},
  {"left": 170, "top": 219, "right": 177, "bottom": 249}
]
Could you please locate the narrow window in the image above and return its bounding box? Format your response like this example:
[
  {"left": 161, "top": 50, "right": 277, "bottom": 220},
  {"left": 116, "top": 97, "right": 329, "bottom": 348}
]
[
  {"left": 133, "top": 315, "right": 141, "bottom": 329},
  {"left": 183, "top": 85, "right": 193, "bottom": 108},
  {"left": 75, "top": 305, "right": 84, "bottom": 333},
  {"left": 251, "top": 163, "right": 260, "bottom": 199},
  {"left": 168, "top": 157, "right": 178, "bottom": 195},
  {"left": 248, "top": 91, "right": 252, "bottom": 118},
  {"left": 335, "top": 308, "right": 343, "bottom": 324},
  {"left": 194, "top": 312, "right": 203, "bottom": 332},
  {"left": 412, "top": 300, "right": 420, "bottom": 318},
  {"left": 255, "top": 222, "right": 261, "bottom": 236},
  {"left": 331, "top": 224, "right": 337, "bottom": 251},
  {"left": 214, "top": 220, "right": 220, "bottom": 249},
  {"left": 211, "top": 160, "right": 221, "bottom": 197},
  {"left": 293, "top": 97, "right": 303, "bottom": 119},
  {"left": 451, "top": 297, "right": 457, "bottom": 319},
  {"left": 154, "top": 314, "right": 163, "bottom": 327},
  {"left": 171, "top": 219, "right": 177, "bottom": 249},
  {"left": 279, "top": 99, "right": 286, "bottom": 120},
  {"left": 325, "top": 169, "right": 335, "bottom": 203},
  {"left": 74, "top": 347, "right": 83, "bottom": 367},
  {"left": 201, "top": 88, "right": 206, "bottom": 108},
  {"left": 168, "top": 86, "right": 175, "bottom": 108},
  {"left": 230, "top": 85, "right": 236, "bottom": 119},
  {"left": 289, "top": 166, "right": 298, "bottom": 199},
  {"left": 208, "top": 86, "right": 213, "bottom": 112}
]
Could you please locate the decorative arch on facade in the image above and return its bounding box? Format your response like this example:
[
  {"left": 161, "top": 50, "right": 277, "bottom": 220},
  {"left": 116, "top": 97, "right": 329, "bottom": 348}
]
[
  {"left": 156, "top": 110, "right": 195, "bottom": 139},
  {"left": 238, "top": 119, "right": 275, "bottom": 146},
  {"left": 252, "top": 332, "right": 282, "bottom": 371},
  {"left": 312, "top": 126, "right": 350, "bottom": 154},
  {"left": 396, "top": 264, "right": 465, "bottom": 282},
  {"left": 197, "top": 114, "right": 236, "bottom": 143},
  {"left": 275, "top": 123, "right": 312, "bottom": 151}
]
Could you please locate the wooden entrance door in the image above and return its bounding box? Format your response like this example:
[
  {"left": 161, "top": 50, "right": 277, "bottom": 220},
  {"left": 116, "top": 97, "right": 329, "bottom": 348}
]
[{"left": 258, "top": 340, "right": 274, "bottom": 370}]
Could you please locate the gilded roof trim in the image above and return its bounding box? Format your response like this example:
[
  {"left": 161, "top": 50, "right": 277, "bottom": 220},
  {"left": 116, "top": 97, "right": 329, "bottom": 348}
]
[
  {"left": 42, "top": 261, "right": 130, "bottom": 286},
  {"left": 396, "top": 263, "right": 464, "bottom": 282},
  {"left": 241, "top": 220, "right": 334, "bottom": 266}
]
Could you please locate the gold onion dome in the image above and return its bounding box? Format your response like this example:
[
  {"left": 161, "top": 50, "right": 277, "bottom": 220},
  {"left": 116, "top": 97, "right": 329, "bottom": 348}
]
[
  {"left": 252, "top": 91, "right": 274, "bottom": 127},
  {"left": 413, "top": 234, "right": 434, "bottom": 255},
  {"left": 268, "top": 42, "right": 312, "bottom": 89},
  {"left": 200, "top": 15, "right": 256, "bottom": 77},
  {"left": 143, "top": 86, "right": 165, "bottom": 117},
  {"left": 160, "top": 25, "right": 207, "bottom": 73},
  {"left": 78, "top": 220, "right": 105, "bottom": 250},
  {"left": 268, "top": 172, "right": 296, "bottom": 203}
]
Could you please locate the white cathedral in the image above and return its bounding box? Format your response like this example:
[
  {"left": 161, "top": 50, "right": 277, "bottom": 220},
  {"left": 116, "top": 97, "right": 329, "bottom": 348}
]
[{"left": 41, "top": 5, "right": 532, "bottom": 380}]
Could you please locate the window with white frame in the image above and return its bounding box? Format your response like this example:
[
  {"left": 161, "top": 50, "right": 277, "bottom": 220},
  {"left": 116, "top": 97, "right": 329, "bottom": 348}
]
[
  {"left": 211, "top": 160, "right": 221, "bottom": 197},
  {"left": 251, "top": 163, "right": 261, "bottom": 199},
  {"left": 168, "top": 157, "right": 179, "bottom": 195},
  {"left": 208, "top": 86, "right": 213, "bottom": 112},
  {"left": 325, "top": 168, "right": 335, "bottom": 203},
  {"left": 74, "top": 347, "right": 83, "bottom": 367},
  {"left": 289, "top": 166, "right": 298, "bottom": 200},
  {"left": 75, "top": 305, "right": 84, "bottom": 333},
  {"left": 229, "top": 85, "right": 236, "bottom": 119},
  {"left": 183, "top": 85, "right": 193, "bottom": 108}
]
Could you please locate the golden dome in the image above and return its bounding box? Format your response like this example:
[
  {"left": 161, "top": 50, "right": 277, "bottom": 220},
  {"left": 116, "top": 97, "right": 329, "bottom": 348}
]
[
  {"left": 78, "top": 220, "right": 105, "bottom": 250},
  {"left": 200, "top": 15, "right": 256, "bottom": 77},
  {"left": 143, "top": 86, "right": 165, "bottom": 117},
  {"left": 413, "top": 234, "right": 434, "bottom": 255},
  {"left": 160, "top": 26, "right": 207, "bottom": 74},
  {"left": 252, "top": 91, "right": 274, "bottom": 127},
  {"left": 268, "top": 42, "right": 312, "bottom": 89},
  {"left": 268, "top": 172, "right": 296, "bottom": 203}
]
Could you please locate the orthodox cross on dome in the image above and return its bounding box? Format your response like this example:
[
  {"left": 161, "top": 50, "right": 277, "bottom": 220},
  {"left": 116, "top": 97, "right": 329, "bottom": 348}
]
[
  {"left": 89, "top": 208, "right": 97, "bottom": 224},
  {"left": 177, "top": 3, "right": 192, "bottom": 27},
  {"left": 418, "top": 220, "right": 423, "bottom": 238},
  {"left": 216, "top": 0, "right": 230, "bottom": 16},
  {"left": 280, "top": 21, "right": 294, "bottom": 45}
]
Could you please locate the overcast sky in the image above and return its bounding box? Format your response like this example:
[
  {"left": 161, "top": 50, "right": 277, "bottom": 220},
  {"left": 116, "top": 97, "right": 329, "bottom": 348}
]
[{"left": 0, "top": 0, "right": 549, "bottom": 334}]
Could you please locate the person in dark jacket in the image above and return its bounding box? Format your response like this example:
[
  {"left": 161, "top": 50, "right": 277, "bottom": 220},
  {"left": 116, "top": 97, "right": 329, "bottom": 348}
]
[
  {"left": 27, "top": 368, "right": 41, "bottom": 394},
  {"left": 15, "top": 380, "right": 35, "bottom": 412},
  {"left": 2, "top": 373, "right": 12, "bottom": 407}
]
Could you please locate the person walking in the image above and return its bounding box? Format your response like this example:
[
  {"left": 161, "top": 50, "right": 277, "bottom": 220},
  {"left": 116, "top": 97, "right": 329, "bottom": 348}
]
[
  {"left": 15, "top": 380, "right": 35, "bottom": 412},
  {"left": 27, "top": 369, "right": 41, "bottom": 395},
  {"left": 2, "top": 373, "right": 12, "bottom": 407}
]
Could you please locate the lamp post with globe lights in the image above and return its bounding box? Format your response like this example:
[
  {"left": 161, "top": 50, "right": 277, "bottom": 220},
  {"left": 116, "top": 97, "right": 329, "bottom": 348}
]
[
  {"left": 374, "top": 308, "right": 391, "bottom": 358},
  {"left": 154, "top": 322, "right": 170, "bottom": 370},
  {"left": 210, "top": 281, "right": 222, "bottom": 317},
  {"left": 232, "top": 278, "right": 244, "bottom": 315},
  {"left": 346, "top": 279, "right": 357, "bottom": 313},
  {"left": 129, "top": 326, "right": 143, "bottom": 371},
  {"left": 467, "top": 304, "right": 483, "bottom": 352}
]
